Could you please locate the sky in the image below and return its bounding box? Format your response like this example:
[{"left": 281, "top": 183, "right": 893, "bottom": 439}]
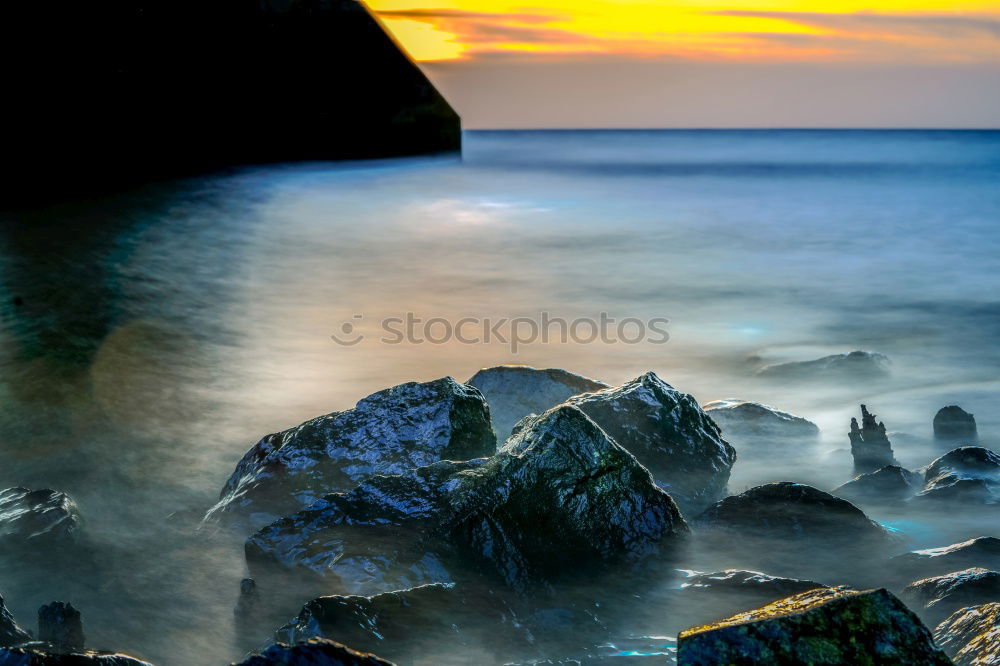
[{"left": 364, "top": 0, "right": 1000, "bottom": 127}]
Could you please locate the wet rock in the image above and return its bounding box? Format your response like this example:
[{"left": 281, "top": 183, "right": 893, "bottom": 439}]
[
  {"left": 934, "top": 406, "right": 978, "bottom": 442},
  {"left": 0, "top": 647, "right": 153, "bottom": 665},
  {"left": 754, "top": 350, "right": 891, "bottom": 382},
  {"left": 892, "top": 537, "right": 1000, "bottom": 580},
  {"left": 206, "top": 378, "right": 495, "bottom": 531},
  {"left": 848, "top": 405, "right": 899, "bottom": 474},
  {"left": 916, "top": 447, "right": 1000, "bottom": 505},
  {"left": 833, "top": 465, "right": 920, "bottom": 504},
  {"left": 933, "top": 602, "right": 1000, "bottom": 666},
  {"left": 702, "top": 400, "right": 819, "bottom": 444},
  {"left": 275, "top": 583, "right": 521, "bottom": 664},
  {"left": 249, "top": 405, "right": 688, "bottom": 594},
  {"left": 697, "top": 482, "right": 889, "bottom": 549},
  {"left": 903, "top": 568, "right": 1000, "bottom": 626},
  {"left": 0, "top": 593, "right": 30, "bottom": 647},
  {"left": 566, "top": 372, "right": 736, "bottom": 515},
  {"left": 467, "top": 365, "right": 607, "bottom": 441},
  {"left": 37, "top": 603, "right": 84, "bottom": 651},
  {"left": 235, "top": 637, "right": 395, "bottom": 666},
  {"left": 676, "top": 586, "right": 951, "bottom": 665},
  {"left": 0, "top": 489, "right": 80, "bottom": 549}
]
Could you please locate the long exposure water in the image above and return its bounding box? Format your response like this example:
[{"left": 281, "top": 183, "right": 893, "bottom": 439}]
[{"left": 1, "top": 130, "right": 999, "bottom": 664}]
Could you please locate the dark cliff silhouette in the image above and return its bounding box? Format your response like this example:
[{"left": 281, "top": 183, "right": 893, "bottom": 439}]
[{"left": 1, "top": 0, "right": 461, "bottom": 204}]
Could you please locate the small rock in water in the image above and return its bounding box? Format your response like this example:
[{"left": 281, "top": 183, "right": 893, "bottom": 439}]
[
  {"left": 892, "top": 537, "right": 1000, "bottom": 580},
  {"left": 466, "top": 365, "right": 607, "bottom": 441},
  {"left": 702, "top": 399, "right": 819, "bottom": 444},
  {"left": 0, "top": 488, "right": 81, "bottom": 550},
  {"left": 754, "top": 350, "right": 891, "bottom": 382},
  {"left": 902, "top": 567, "right": 1000, "bottom": 626},
  {"left": 934, "top": 406, "right": 978, "bottom": 442},
  {"left": 933, "top": 602, "right": 1000, "bottom": 666},
  {"left": 37, "top": 602, "right": 85, "bottom": 651},
  {"left": 0, "top": 592, "right": 30, "bottom": 648},
  {"left": 566, "top": 372, "right": 736, "bottom": 516},
  {"left": 205, "top": 377, "right": 496, "bottom": 532},
  {"left": 676, "top": 586, "right": 950, "bottom": 665},
  {"left": 832, "top": 464, "right": 920, "bottom": 504},
  {"left": 848, "top": 404, "right": 899, "bottom": 474},
  {"left": 235, "top": 637, "right": 395, "bottom": 666}
]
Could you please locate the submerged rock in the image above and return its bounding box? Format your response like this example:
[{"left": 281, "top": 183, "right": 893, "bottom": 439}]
[
  {"left": 0, "top": 647, "right": 153, "bottom": 665},
  {"left": 206, "top": 378, "right": 495, "bottom": 531},
  {"left": 916, "top": 447, "right": 1000, "bottom": 505},
  {"left": 248, "top": 405, "right": 687, "bottom": 594},
  {"left": 697, "top": 482, "right": 889, "bottom": 549},
  {"left": 933, "top": 602, "right": 1000, "bottom": 666},
  {"left": 892, "top": 537, "right": 1000, "bottom": 580},
  {"left": 38, "top": 603, "right": 84, "bottom": 651},
  {"left": 833, "top": 465, "right": 920, "bottom": 504},
  {"left": 275, "top": 583, "right": 519, "bottom": 664},
  {"left": 235, "top": 638, "right": 394, "bottom": 666},
  {"left": 934, "top": 406, "right": 978, "bottom": 442},
  {"left": 467, "top": 365, "right": 607, "bottom": 441},
  {"left": 566, "top": 372, "right": 736, "bottom": 515},
  {"left": 755, "top": 350, "right": 891, "bottom": 381},
  {"left": 677, "top": 586, "right": 950, "bottom": 665},
  {"left": 0, "top": 593, "right": 30, "bottom": 647},
  {"left": 848, "top": 405, "right": 900, "bottom": 474},
  {"left": 702, "top": 400, "right": 819, "bottom": 443},
  {"left": 0, "top": 489, "right": 80, "bottom": 549},
  {"left": 903, "top": 568, "right": 1000, "bottom": 626}
]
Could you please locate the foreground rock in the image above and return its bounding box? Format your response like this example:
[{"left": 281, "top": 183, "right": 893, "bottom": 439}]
[
  {"left": 934, "top": 406, "right": 978, "bottom": 442},
  {"left": 206, "top": 378, "right": 495, "bottom": 531},
  {"left": 677, "top": 587, "right": 951, "bottom": 665},
  {"left": 754, "top": 350, "right": 891, "bottom": 382},
  {"left": 702, "top": 400, "right": 819, "bottom": 444},
  {"left": 848, "top": 405, "right": 899, "bottom": 474},
  {"left": 934, "top": 602, "right": 1000, "bottom": 666},
  {"left": 903, "top": 568, "right": 1000, "bottom": 626},
  {"left": 0, "top": 647, "right": 153, "bottom": 665},
  {"left": 248, "top": 405, "right": 688, "bottom": 594},
  {"left": 833, "top": 465, "right": 919, "bottom": 504},
  {"left": 467, "top": 365, "right": 607, "bottom": 440},
  {"left": 892, "top": 537, "right": 1000, "bottom": 580},
  {"left": 0, "top": 593, "right": 29, "bottom": 647},
  {"left": 915, "top": 447, "right": 1000, "bottom": 505},
  {"left": 566, "top": 372, "right": 736, "bottom": 515},
  {"left": 0, "top": 489, "right": 80, "bottom": 549},
  {"left": 236, "top": 638, "right": 394, "bottom": 666}
]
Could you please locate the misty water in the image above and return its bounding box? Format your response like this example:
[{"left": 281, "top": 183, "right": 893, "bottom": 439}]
[{"left": 1, "top": 130, "right": 999, "bottom": 665}]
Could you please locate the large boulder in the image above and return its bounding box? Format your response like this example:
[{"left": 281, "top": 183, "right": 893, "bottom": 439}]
[
  {"left": 274, "top": 584, "right": 521, "bottom": 665},
  {"left": 0, "top": 648, "right": 153, "bottom": 665},
  {"left": 892, "top": 537, "right": 1000, "bottom": 580},
  {"left": 848, "top": 405, "right": 899, "bottom": 474},
  {"left": 702, "top": 400, "right": 819, "bottom": 444},
  {"left": 206, "top": 378, "right": 495, "bottom": 531},
  {"left": 0, "top": 489, "right": 80, "bottom": 549},
  {"left": 833, "top": 465, "right": 920, "bottom": 505},
  {"left": 0, "top": 594, "right": 29, "bottom": 648},
  {"left": 466, "top": 366, "right": 607, "bottom": 441},
  {"left": 235, "top": 638, "right": 395, "bottom": 666},
  {"left": 247, "top": 405, "right": 688, "bottom": 595},
  {"left": 754, "top": 350, "right": 891, "bottom": 382},
  {"left": 933, "top": 602, "right": 1000, "bottom": 666},
  {"left": 565, "top": 372, "right": 736, "bottom": 515},
  {"left": 676, "top": 586, "right": 951, "bottom": 665},
  {"left": 915, "top": 447, "right": 1000, "bottom": 505},
  {"left": 934, "top": 406, "right": 978, "bottom": 442},
  {"left": 903, "top": 568, "right": 1000, "bottom": 626}
]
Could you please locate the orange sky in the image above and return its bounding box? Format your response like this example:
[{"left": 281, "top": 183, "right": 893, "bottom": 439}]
[{"left": 367, "top": 0, "right": 1000, "bottom": 62}]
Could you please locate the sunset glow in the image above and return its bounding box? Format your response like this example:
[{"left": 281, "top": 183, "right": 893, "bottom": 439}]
[{"left": 368, "top": 0, "right": 1000, "bottom": 62}]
